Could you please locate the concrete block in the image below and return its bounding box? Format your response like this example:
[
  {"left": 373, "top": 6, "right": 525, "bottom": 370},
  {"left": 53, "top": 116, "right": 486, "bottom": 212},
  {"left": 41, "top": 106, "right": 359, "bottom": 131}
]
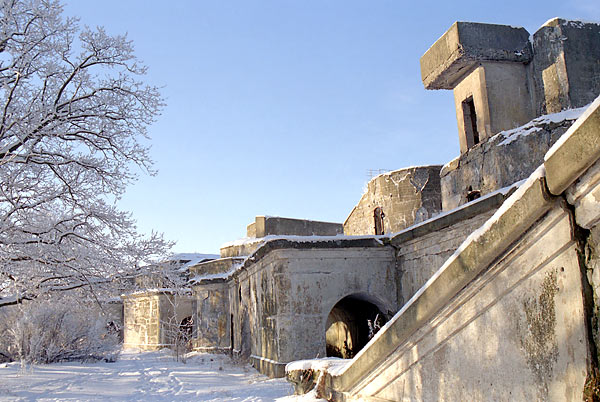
[
  {"left": 248, "top": 216, "right": 343, "bottom": 238},
  {"left": 532, "top": 19, "right": 600, "bottom": 114},
  {"left": 420, "top": 22, "right": 532, "bottom": 90}
]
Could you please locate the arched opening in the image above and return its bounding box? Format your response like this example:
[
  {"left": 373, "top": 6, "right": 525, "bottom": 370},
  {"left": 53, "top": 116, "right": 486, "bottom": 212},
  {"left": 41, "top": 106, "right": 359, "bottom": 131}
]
[
  {"left": 178, "top": 316, "right": 193, "bottom": 345},
  {"left": 325, "top": 296, "right": 387, "bottom": 359}
]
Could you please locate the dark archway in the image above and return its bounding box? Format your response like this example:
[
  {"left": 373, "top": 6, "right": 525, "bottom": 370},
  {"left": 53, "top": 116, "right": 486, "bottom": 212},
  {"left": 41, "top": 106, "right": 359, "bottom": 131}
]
[
  {"left": 178, "top": 316, "right": 193, "bottom": 345},
  {"left": 325, "top": 296, "right": 387, "bottom": 359}
]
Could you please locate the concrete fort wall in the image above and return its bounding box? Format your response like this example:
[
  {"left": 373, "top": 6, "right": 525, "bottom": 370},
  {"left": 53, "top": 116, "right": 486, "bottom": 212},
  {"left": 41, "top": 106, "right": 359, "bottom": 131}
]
[
  {"left": 344, "top": 166, "right": 442, "bottom": 236},
  {"left": 237, "top": 246, "right": 398, "bottom": 377},
  {"left": 440, "top": 112, "right": 578, "bottom": 210},
  {"left": 123, "top": 292, "right": 193, "bottom": 350},
  {"left": 190, "top": 184, "right": 514, "bottom": 378},
  {"left": 303, "top": 96, "right": 600, "bottom": 401},
  {"left": 247, "top": 216, "right": 343, "bottom": 238},
  {"left": 333, "top": 203, "right": 587, "bottom": 401},
  {"left": 393, "top": 204, "right": 497, "bottom": 306},
  {"left": 193, "top": 282, "right": 230, "bottom": 353},
  {"left": 421, "top": 19, "right": 599, "bottom": 211}
]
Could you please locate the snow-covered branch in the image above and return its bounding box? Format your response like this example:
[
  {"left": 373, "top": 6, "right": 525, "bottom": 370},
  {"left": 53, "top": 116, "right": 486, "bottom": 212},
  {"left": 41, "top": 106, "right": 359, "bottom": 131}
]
[{"left": 0, "top": 0, "right": 172, "bottom": 306}]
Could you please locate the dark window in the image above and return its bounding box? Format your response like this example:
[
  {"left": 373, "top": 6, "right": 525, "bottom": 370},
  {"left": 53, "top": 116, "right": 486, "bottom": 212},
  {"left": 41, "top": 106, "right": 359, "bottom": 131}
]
[
  {"left": 466, "top": 186, "right": 481, "bottom": 202},
  {"left": 373, "top": 207, "right": 385, "bottom": 235},
  {"left": 462, "top": 96, "right": 480, "bottom": 148}
]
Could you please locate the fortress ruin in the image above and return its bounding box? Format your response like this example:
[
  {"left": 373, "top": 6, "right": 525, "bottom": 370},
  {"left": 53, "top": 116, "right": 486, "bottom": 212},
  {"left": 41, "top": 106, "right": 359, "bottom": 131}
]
[{"left": 122, "top": 18, "right": 600, "bottom": 401}]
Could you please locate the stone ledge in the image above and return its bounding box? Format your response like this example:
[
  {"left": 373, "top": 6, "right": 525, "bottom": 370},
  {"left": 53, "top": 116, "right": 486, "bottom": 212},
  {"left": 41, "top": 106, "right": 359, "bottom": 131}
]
[
  {"left": 390, "top": 185, "right": 516, "bottom": 246},
  {"left": 545, "top": 96, "right": 600, "bottom": 195},
  {"left": 420, "top": 21, "right": 532, "bottom": 90},
  {"left": 250, "top": 355, "right": 287, "bottom": 378}
]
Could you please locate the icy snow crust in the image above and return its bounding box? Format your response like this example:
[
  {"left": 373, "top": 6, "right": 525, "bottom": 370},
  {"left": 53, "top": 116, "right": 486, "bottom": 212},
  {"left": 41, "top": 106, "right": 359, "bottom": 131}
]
[
  {"left": 541, "top": 17, "right": 600, "bottom": 28},
  {"left": 286, "top": 357, "right": 350, "bottom": 377},
  {"left": 0, "top": 350, "right": 323, "bottom": 401},
  {"left": 491, "top": 105, "right": 588, "bottom": 146}
]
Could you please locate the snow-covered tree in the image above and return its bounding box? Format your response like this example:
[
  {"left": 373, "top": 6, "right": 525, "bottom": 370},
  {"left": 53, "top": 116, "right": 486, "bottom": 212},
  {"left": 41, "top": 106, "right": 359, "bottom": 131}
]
[{"left": 0, "top": 0, "right": 171, "bottom": 307}]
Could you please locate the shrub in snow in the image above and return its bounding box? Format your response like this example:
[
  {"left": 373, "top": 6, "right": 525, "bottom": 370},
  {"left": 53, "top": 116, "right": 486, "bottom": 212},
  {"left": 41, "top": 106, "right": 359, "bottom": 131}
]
[{"left": 0, "top": 298, "right": 120, "bottom": 364}]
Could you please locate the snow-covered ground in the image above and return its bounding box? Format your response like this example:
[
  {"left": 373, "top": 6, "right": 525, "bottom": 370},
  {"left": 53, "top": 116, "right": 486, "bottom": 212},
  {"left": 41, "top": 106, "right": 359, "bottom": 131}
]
[{"left": 0, "top": 350, "right": 324, "bottom": 401}]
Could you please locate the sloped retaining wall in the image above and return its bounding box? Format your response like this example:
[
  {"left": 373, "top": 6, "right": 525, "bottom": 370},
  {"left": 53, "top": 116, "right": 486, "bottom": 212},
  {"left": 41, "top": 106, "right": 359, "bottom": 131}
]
[{"left": 302, "top": 97, "right": 600, "bottom": 401}]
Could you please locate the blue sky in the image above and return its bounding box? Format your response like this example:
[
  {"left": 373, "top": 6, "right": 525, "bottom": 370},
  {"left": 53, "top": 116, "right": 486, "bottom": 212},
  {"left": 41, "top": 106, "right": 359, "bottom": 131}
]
[{"left": 64, "top": 1, "right": 599, "bottom": 254}]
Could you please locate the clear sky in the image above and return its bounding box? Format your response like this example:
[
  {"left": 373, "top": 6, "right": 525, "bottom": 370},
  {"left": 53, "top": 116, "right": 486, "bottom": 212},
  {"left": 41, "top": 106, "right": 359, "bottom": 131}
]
[{"left": 63, "top": 0, "right": 599, "bottom": 254}]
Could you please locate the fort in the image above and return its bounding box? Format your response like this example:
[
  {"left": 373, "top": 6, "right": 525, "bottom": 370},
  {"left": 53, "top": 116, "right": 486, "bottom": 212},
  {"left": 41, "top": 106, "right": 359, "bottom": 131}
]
[{"left": 122, "top": 18, "right": 600, "bottom": 400}]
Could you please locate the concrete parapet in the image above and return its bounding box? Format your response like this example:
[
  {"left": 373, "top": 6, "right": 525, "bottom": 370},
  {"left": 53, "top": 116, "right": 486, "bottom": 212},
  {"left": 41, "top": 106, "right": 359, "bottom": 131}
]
[
  {"left": 247, "top": 216, "right": 343, "bottom": 238},
  {"left": 250, "top": 355, "right": 286, "bottom": 378},
  {"left": 545, "top": 96, "right": 600, "bottom": 195},
  {"left": 220, "top": 238, "right": 264, "bottom": 258},
  {"left": 189, "top": 257, "right": 245, "bottom": 277},
  {"left": 390, "top": 183, "right": 514, "bottom": 246},
  {"left": 420, "top": 22, "right": 531, "bottom": 90}
]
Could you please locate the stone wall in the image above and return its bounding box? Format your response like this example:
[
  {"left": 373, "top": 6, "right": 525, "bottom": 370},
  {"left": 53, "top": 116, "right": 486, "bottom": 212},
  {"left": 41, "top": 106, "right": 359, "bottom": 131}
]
[
  {"left": 440, "top": 112, "right": 578, "bottom": 210},
  {"left": 123, "top": 292, "right": 193, "bottom": 350},
  {"left": 330, "top": 205, "right": 588, "bottom": 401},
  {"left": 247, "top": 216, "right": 343, "bottom": 238},
  {"left": 344, "top": 166, "right": 442, "bottom": 235},
  {"left": 305, "top": 94, "right": 600, "bottom": 402},
  {"left": 193, "top": 282, "right": 231, "bottom": 353},
  {"left": 395, "top": 208, "right": 495, "bottom": 306}
]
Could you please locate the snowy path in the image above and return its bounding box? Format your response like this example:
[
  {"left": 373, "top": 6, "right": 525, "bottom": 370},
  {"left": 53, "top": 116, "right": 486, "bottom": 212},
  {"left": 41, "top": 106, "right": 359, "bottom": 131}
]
[{"left": 0, "top": 350, "right": 320, "bottom": 401}]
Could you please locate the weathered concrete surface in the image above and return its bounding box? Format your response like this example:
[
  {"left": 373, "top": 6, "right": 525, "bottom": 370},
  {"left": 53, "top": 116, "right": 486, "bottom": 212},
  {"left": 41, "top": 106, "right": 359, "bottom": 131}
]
[
  {"left": 566, "top": 156, "right": 600, "bottom": 231},
  {"left": 420, "top": 22, "right": 531, "bottom": 90},
  {"left": 192, "top": 282, "right": 231, "bottom": 353},
  {"left": 396, "top": 208, "right": 495, "bottom": 306},
  {"left": 222, "top": 216, "right": 344, "bottom": 258},
  {"left": 220, "top": 238, "right": 265, "bottom": 258},
  {"left": 441, "top": 111, "right": 578, "bottom": 210},
  {"left": 193, "top": 185, "right": 512, "bottom": 379},
  {"left": 452, "top": 61, "right": 534, "bottom": 152},
  {"left": 344, "top": 166, "right": 442, "bottom": 235},
  {"left": 122, "top": 292, "right": 193, "bottom": 350},
  {"left": 332, "top": 206, "right": 587, "bottom": 401},
  {"left": 567, "top": 158, "right": 600, "bottom": 376},
  {"left": 532, "top": 19, "right": 600, "bottom": 115},
  {"left": 189, "top": 257, "right": 245, "bottom": 277},
  {"left": 423, "top": 19, "right": 598, "bottom": 162},
  {"left": 545, "top": 96, "right": 600, "bottom": 196},
  {"left": 315, "top": 172, "right": 561, "bottom": 399},
  {"left": 247, "top": 216, "right": 343, "bottom": 238},
  {"left": 236, "top": 247, "right": 398, "bottom": 377}
]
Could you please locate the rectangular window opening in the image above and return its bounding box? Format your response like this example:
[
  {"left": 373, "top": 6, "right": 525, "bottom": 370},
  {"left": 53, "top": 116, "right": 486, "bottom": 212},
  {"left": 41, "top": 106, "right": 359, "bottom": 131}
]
[{"left": 462, "top": 97, "right": 480, "bottom": 148}]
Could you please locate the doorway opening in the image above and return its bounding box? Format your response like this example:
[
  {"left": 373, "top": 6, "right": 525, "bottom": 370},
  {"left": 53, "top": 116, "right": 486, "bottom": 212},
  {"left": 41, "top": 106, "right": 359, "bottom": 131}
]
[{"left": 325, "top": 296, "right": 387, "bottom": 359}]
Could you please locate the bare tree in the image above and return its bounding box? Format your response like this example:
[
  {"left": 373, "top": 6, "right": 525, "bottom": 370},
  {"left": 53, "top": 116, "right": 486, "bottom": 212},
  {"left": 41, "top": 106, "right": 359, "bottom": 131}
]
[{"left": 0, "top": 0, "right": 171, "bottom": 307}]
